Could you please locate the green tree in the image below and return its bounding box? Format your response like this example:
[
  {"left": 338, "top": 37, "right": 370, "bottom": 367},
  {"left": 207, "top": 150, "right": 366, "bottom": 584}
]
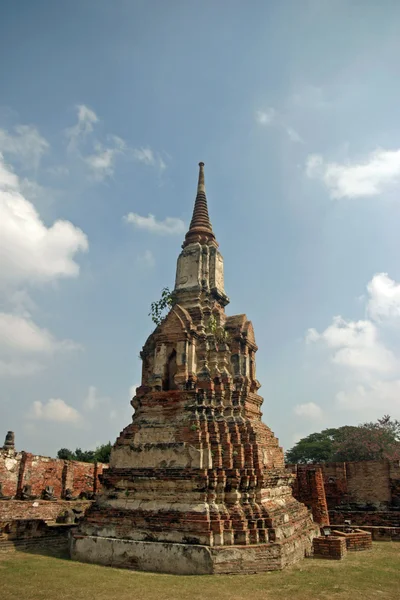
[
  {"left": 72, "top": 448, "right": 96, "bottom": 463},
  {"left": 57, "top": 448, "right": 75, "bottom": 460},
  {"left": 285, "top": 428, "right": 351, "bottom": 463},
  {"left": 93, "top": 442, "right": 112, "bottom": 463},
  {"left": 57, "top": 443, "right": 112, "bottom": 463},
  {"left": 285, "top": 416, "right": 400, "bottom": 464}
]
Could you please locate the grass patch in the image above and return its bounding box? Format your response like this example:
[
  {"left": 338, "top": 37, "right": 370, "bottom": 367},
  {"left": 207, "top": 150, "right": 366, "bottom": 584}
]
[{"left": 1, "top": 543, "right": 399, "bottom": 600}]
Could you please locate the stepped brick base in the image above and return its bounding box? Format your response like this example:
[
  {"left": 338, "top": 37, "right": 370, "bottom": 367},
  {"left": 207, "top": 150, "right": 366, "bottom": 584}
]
[{"left": 71, "top": 530, "right": 316, "bottom": 575}]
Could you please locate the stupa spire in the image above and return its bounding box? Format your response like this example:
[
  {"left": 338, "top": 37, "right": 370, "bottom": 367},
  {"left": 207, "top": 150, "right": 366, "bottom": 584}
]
[{"left": 183, "top": 162, "right": 217, "bottom": 247}]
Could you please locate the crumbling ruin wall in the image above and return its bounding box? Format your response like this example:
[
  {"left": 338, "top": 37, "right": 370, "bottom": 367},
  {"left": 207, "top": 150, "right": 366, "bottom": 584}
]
[
  {"left": 0, "top": 519, "right": 74, "bottom": 553},
  {"left": 0, "top": 432, "right": 107, "bottom": 503},
  {"left": 287, "top": 464, "right": 329, "bottom": 525},
  {"left": 288, "top": 460, "right": 400, "bottom": 511},
  {"left": 0, "top": 500, "right": 92, "bottom": 521},
  {"left": 0, "top": 452, "right": 20, "bottom": 498}
]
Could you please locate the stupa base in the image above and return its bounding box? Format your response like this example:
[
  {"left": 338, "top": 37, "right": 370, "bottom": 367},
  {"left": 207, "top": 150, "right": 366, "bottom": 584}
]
[{"left": 70, "top": 529, "right": 317, "bottom": 575}]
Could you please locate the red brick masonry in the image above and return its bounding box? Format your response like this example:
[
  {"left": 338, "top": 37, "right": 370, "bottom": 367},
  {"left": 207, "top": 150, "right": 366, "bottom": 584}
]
[
  {"left": 332, "top": 529, "right": 372, "bottom": 551},
  {"left": 313, "top": 536, "right": 347, "bottom": 560},
  {"left": 0, "top": 448, "right": 106, "bottom": 499}
]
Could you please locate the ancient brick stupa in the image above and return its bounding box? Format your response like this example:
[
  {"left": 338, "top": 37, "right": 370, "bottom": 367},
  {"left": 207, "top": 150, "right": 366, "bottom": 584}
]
[{"left": 71, "top": 163, "right": 318, "bottom": 574}]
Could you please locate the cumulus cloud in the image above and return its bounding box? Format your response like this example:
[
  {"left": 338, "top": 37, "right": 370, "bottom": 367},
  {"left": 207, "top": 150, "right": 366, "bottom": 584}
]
[
  {"left": 306, "top": 273, "right": 400, "bottom": 421},
  {"left": 306, "top": 149, "right": 400, "bottom": 199},
  {"left": 367, "top": 273, "right": 400, "bottom": 322},
  {"left": 285, "top": 126, "right": 303, "bottom": 143},
  {"left": 0, "top": 124, "right": 49, "bottom": 169},
  {"left": 0, "top": 153, "right": 85, "bottom": 377},
  {"left": 124, "top": 212, "right": 185, "bottom": 235},
  {"left": 85, "top": 137, "right": 128, "bottom": 181},
  {"left": 66, "top": 105, "right": 165, "bottom": 179},
  {"left": 66, "top": 104, "right": 98, "bottom": 150},
  {"left": 255, "top": 108, "right": 276, "bottom": 125},
  {"left": 83, "top": 385, "right": 111, "bottom": 411},
  {"left": 0, "top": 154, "right": 88, "bottom": 287},
  {"left": 293, "top": 402, "right": 323, "bottom": 419},
  {"left": 29, "top": 398, "right": 81, "bottom": 424},
  {"left": 0, "top": 312, "right": 80, "bottom": 377},
  {"left": 307, "top": 316, "right": 397, "bottom": 374},
  {"left": 336, "top": 380, "right": 400, "bottom": 416},
  {"left": 140, "top": 249, "right": 155, "bottom": 268},
  {"left": 255, "top": 107, "right": 302, "bottom": 143},
  {"left": 132, "top": 147, "right": 166, "bottom": 172}
]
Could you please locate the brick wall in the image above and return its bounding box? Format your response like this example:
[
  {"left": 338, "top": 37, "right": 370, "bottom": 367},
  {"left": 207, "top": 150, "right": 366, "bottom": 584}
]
[
  {"left": 313, "top": 536, "right": 347, "bottom": 560},
  {"left": 345, "top": 461, "right": 391, "bottom": 507},
  {"left": 0, "top": 500, "right": 92, "bottom": 522},
  {"left": 332, "top": 529, "right": 372, "bottom": 551},
  {"left": 0, "top": 452, "right": 20, "bottom": 497},
  {"left": 0, "top": 518, "right": 75, "bottom": 553},
  {"left": 287, "top": 460, "right": 400, "bottom": 511},
  {"left": 329, "top": 510, "right": 400, "bottom": 528},
  {"left": 0, "top": 448, "right": 107, "bottom": 500}
]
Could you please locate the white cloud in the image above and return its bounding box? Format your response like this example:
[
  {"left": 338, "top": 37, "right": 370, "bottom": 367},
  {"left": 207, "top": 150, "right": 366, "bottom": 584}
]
[
  {"left": 255, "top": 107, "right": 302, "bottom": 143},
  {"left": 29, "top": 398, "right": 81, "bottom": 424},
  {"left": 85, "top": 147, "right": 116, "bottom": 180},
  {"left": 367, "top": 273, "right": 400, "bottom": 322},
  {"left": 291, "top": 85, "right": 329, "bottom": 110},
  {"left": 132, "top": 147, "right": 167, "bottom": 172},
  {"left": 0, "top": 312, "right": 80, "bottom": 378},
  {"left": 0, "top": 154, "right": 88, "bottom": 287},
  {"left": 124, "top": 212, "right": 185, "bottom": 235},
  {"left": 294, "top": 402, "right": 323, "bottom": 419},
  {"left": 133, "top": 147, "right": 155, "bottom": 165},
  {"left": 83, "top": 386, "right": 110, "bottom": 411},
  {"left": 137, "top": 249, "right": 155, "bottom": 268},
  {"left": 307, "top": 315, "right": 396, "bottom": 373},
  {"left": 0, "top": 125, "right": 49, "bottom": 169},
  {"left": 306, "top": 148, "right": 400, "bottom": 199},
  {"left": 0, "top": 312, "right": 75, "bottom": 354},
  {"left": 336, "top": 380, "right": 400, "bottom": 418},
  {"left": 255, "top": 108, "right": 276, "bottom": 125},
  {"left": 306, "top": 273, "right": 400, "bottom": 422},
  {"left": 66, "top": 104, "right": 98, "bottom": 150},
  {"left": 66, "top": 105, "right": 165, "bottom": 177},
  {"left": 0, "top": 359, "right": 44, "bottom": 377},
  {"left": 285, "top": 126, "right": 303, "bottom": 143},
  {"left": 130, "top": 384, "right": 140, "bottom": 397}
]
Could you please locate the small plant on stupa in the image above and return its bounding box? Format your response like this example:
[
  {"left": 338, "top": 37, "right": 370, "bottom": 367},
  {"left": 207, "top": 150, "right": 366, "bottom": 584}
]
[
  {"left": 149, "top": 287, "right": 176, "bottom": 325},
  {"left": 206, "top": 315, "right": 229, "bottom": 345}
]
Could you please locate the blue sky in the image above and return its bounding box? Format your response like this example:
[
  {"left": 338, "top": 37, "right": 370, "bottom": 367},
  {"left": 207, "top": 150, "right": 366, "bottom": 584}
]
[{"left": 1, "top": 0, "right": 400, "bottom": 456}]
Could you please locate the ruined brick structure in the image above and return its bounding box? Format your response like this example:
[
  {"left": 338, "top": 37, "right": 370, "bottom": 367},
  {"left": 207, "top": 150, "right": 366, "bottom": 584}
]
[
  {"left": 288, "top": 465, "right": 329, "bottom": 526},
  {"left": 313, "top": 536, "right": 347, "bottom": 560},
  {"left": 0, "top": 432, "right": 106, "bottom": 553},
  {"left": 71, "top": 163, "right": 318, "bottom": 574},
  {"left": 287, "top": 460, "right": 400, "bottom": 541},
  {"left": 0, "top": 432, "right": 106, "bottom": 501}
]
